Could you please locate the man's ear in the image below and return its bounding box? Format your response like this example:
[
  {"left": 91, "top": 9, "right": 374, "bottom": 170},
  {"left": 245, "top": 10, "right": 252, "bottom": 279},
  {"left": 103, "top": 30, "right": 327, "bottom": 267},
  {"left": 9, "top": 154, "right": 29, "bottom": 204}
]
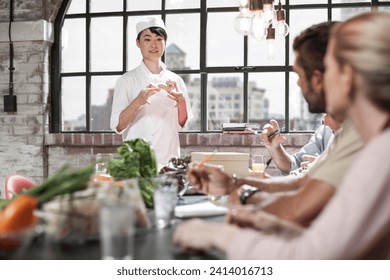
[
  {"left": 311, "top": 69, "right": 324, "bottom": 93},
  {"left": 136, "top": 39, "right": 140, "bottom": 48}
]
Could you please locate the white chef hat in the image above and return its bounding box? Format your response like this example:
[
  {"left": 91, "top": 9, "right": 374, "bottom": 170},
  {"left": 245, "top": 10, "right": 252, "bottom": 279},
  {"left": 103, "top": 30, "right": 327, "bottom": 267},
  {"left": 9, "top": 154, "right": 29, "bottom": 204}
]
[{"left": 136, "top": 17, "right": 166, "bottom": 35}]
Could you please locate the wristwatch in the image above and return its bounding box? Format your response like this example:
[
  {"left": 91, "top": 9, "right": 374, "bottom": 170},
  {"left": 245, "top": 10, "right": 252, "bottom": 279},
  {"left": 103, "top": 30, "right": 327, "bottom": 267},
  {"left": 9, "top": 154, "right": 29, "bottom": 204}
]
[{"left": 240, "top": 186, "right": 261, "bottom": 205}]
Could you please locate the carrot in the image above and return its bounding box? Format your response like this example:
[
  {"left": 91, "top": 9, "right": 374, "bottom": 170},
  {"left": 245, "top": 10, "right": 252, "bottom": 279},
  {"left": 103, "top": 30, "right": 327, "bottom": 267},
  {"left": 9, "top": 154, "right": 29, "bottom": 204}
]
[
  {"left": 0, "top": 195, "right": 38, "bottom": 234},
  {"left": 92, "top": 173, "right": 115, "bottom": 182}
]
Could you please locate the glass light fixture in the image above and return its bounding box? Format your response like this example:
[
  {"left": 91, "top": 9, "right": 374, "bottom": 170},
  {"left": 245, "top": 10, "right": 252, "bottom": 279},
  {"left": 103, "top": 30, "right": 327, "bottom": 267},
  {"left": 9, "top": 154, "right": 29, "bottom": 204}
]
[
  {"left": 262, "top": 0, "right": 276, "bottom": 24},
  {"left": 233, "top": 0, "right": 289, "bottom": 41},
  {"left": 234, "top": 12, "right": 253, "bottom": 36},
  {"left": 266, "top": 24, "right": 275, "bottom": 60},
  {"left": 275, "top": 0, "right": 290, "bottom": 38},
  {"left": 251, "top": 12, "right": 267, "bottom": 40}
]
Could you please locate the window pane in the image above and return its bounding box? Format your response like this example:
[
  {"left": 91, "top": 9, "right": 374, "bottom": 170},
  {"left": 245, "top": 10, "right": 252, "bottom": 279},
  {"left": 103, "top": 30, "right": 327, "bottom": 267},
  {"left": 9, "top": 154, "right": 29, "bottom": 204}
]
[
  {"left": 90, "top": 0, "right": 123, "bottom": 13},
  {"left": 62, "top": 77, "right": 86, "bottom": 131},
  {"left": 289, "top": 9, "right": 327, "bottom": 65},
  {"left": 207, "top": 74, "right": 243, "bottom": 130},
  {"left": 207, "top": 0, "right": 238, "bottom": 8},
  {"left": 290, "top": 0, "right": 326, "bottom": 4},
  {"left": 91, "top": 75, "right": 119, "bottom": 131},
  {"left": 248, "top": 35, "right": 286, "bottom": 66},
  {"left": 166, "top": 14, "right": 200, "bottom": 70},
  {"left": 127, "top": 0, "right": 161, "bottom": 11},
  {"left": 332, "top": 7, "right": 372, "bottom": 21},
  {"left": 183, "top": 74, "right": 201, "bottom": 131},
  {"left": 332, "top": 0, "right": 371, "bottom": 3},
  {"left": 62, "top": 19, "right": 86, "bottom": 72},
  {"left": 166, "top": 0, "right": 200, "bottom": 9},
  {"left": 127, "top": 15, "right": 150, "bottom": 70},
  {"left": 289, "top": 72, "right": 322, "bottom": 131},
  {"left": 67, "top": 0, "right": 86, "bottom": 14},
  {"left": 90, "top": 17, "right": 123, "bottom": 72},
  {"left": 248, "top": 73, "right": 285, "bottom": 125},
  {"left": 207, "top": 12, "right": 243, "bottom": 67}
]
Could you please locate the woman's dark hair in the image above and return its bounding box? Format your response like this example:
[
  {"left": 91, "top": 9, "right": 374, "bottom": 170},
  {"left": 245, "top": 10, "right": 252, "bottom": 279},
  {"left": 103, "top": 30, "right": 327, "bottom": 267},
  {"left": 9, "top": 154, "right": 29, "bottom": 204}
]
[
  {"left": 293, "top": 21, "right": 338, "bottom": 81},
  {"left": 137, "top": 27, "right": 167, "bottom": 41}
]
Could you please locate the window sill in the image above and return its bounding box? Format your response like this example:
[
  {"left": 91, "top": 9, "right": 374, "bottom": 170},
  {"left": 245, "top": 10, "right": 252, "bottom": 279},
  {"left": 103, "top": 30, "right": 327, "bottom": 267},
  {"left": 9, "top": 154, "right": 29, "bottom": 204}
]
[{"left": 45, "top": 132, "right": 312, "bottom": 147}]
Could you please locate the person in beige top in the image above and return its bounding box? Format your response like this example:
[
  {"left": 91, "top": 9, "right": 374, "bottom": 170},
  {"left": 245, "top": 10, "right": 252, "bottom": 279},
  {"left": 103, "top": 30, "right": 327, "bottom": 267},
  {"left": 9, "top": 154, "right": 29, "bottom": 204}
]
[
  {"left": 173, "top": 12, "right": 390, "bottom": 259},
  {"left": 183, "top": 22, "right": 364, "bottom": 227}
]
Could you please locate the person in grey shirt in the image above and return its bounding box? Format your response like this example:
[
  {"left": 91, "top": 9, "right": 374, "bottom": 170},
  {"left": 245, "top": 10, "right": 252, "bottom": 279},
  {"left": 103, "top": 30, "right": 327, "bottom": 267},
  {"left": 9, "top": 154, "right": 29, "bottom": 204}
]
[
  {"left": 262, "top": 111, "right": 341, "bottom": 176},
  {"left": 291, "top": 124, "right": 332, "bottom": 171}
]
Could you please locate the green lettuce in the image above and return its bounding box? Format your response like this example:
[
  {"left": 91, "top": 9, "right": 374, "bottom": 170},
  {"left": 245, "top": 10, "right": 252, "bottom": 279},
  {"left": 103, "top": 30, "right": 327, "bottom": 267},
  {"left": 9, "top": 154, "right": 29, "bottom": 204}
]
[{"left": 107, "top": 138, "right": 158, "bottom": 207}]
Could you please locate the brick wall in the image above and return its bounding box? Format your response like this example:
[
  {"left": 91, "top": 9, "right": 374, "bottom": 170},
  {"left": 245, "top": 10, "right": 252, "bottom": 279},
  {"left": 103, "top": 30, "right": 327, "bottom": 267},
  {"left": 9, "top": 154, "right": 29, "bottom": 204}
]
[
  {"left": 0, "top": 0, "right": 313, "bottom": 198},
  {"left": 0, "top": 0, "right": 62, "bottom": 197},
  {"left": 44, "top": 132, "right": 312, "bottom": 179}
]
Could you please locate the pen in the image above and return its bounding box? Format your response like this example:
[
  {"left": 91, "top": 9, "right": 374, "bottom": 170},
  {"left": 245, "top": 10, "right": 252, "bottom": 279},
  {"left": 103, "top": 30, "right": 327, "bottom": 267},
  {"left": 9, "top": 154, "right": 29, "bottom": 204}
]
[
  {"left": 267, "top": 127, "right": 285, "bottom": 140},
  {"left": 197, "top": 153, "right": 214, "bottom": 167},
  {"left": 265, "top": 157, "right": 272, "bottom": 172}
]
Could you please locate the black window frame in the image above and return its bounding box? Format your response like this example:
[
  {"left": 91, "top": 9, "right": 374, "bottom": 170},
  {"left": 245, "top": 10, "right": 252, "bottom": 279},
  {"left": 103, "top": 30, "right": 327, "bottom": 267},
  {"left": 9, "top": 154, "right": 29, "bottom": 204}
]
[{"left": 51, "top": 0, "right": 390, "bottom": 133}]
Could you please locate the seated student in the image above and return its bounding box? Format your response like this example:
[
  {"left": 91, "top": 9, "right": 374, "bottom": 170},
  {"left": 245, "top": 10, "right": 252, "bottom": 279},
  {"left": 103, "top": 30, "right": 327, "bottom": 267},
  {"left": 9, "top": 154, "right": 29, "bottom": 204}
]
[
  {"left": 173, "top": 12, "right": 390, "bottom": 259},
  {"left": 185, "top": 22, "right": 363, "bottom": 227},
  {"left": 262, "top": 114, "right": 341, "bottom": 175}
]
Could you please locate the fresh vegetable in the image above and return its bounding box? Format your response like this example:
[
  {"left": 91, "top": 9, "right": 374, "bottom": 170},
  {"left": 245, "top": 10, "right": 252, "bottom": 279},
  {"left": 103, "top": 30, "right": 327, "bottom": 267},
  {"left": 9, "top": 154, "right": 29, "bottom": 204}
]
[
  {"left": 4, "top": 175, "right": 36, "bottom": 199},
  {"left": 0, "top": 195, "right": 39, "bottom": 252},
  {"left": 92, "top": 173, "right": 115, "bottom": 182},
  {"left": 107, "top": 139, "right": 158, "bottom": 207},
  {"left": 0, "top": 195, "right": 38, "bottom": 233},
  {"left": 0, "top": 164, "right": 95, "bottom": 210}
]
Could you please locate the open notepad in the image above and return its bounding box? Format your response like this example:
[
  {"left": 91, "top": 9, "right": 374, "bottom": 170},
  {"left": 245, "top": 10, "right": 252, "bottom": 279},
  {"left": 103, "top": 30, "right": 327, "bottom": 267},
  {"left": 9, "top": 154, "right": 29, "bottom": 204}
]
[{"left": 174, "top": 201, "right": 228, "bottom": 218}]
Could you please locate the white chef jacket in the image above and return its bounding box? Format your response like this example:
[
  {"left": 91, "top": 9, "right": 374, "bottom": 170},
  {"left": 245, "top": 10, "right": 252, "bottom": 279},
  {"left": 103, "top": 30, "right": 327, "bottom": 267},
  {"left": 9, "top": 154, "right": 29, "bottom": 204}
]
[{"left": 110, "top": 61, "right": 193, "bottom": 166}]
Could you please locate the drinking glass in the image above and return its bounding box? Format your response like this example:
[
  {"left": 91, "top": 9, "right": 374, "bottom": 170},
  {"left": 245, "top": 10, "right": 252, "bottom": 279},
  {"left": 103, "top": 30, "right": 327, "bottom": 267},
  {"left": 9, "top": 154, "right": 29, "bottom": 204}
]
[
  {"left": 152, "top": 176, "right": 178, "bottom": 229},
  {"left": 98, "top": 181, "right": 135, "bottom": 260},
  {"left": 251, "top": 155, "right": 265, "bottom": 173},
  {"left": 95, "top": 153, "right": 113, "bottom": 174}
]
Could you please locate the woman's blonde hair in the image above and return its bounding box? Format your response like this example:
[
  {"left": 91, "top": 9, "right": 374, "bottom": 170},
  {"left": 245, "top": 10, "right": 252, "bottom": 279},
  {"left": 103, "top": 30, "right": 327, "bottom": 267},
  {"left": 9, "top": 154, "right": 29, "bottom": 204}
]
[{"left": 332, "top": 12, "right": 390, "bottom": 112}]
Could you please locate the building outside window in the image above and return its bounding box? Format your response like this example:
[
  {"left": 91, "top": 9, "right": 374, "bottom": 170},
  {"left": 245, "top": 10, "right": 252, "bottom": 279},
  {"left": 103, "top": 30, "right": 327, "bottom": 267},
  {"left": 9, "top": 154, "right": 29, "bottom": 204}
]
[{"left": 52, "top": 0, "right": 390, "bottom": 133}]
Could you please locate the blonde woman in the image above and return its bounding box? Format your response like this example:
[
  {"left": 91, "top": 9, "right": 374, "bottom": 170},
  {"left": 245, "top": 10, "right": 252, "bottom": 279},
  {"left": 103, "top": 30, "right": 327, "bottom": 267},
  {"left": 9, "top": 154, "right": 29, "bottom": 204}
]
[{"left": 173, "top": 12, "right": 390, "bottom": 259}]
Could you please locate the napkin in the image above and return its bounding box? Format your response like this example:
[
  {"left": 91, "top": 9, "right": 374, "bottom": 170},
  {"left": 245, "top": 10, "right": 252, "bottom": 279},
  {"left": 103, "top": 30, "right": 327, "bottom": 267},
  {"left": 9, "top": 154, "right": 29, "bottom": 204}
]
[{"left": 175, "top": 201, "right": 228, "bottom": 218}]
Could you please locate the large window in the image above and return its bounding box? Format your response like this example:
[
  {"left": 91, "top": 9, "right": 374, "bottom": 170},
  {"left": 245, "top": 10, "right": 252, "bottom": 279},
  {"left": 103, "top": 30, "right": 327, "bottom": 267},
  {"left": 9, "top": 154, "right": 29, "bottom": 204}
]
[{"left": 52, "top": 0, "right": 390, "bottom": 133}]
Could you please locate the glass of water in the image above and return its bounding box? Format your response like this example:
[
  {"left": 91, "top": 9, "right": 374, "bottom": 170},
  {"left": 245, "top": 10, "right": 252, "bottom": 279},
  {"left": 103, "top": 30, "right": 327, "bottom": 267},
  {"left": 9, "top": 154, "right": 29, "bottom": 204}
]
[
  {"left": 95, "top": 153, "right": 113, "bottom": 174},
  {"left": 152, "top": 176, "right": 178, "bottom": 229},
  {"left": 98, "top": 180, "right": 135, "bottom": 260}
]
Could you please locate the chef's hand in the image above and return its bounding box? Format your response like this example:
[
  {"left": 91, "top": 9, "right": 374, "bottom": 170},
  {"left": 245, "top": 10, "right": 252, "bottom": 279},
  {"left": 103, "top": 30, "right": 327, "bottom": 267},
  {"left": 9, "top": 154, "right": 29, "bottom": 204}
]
[
  {"left": 136, "top": 84, "right": 159, "bottom": 106},
  {"left": 186, "top": 164, "right": 236, "bottom": 196},
  {"left": 163, "top": 80, "right": 186, "bottom": 106},
  {"left": 167, "top": 90, "right": 185, "bottom": 105}
]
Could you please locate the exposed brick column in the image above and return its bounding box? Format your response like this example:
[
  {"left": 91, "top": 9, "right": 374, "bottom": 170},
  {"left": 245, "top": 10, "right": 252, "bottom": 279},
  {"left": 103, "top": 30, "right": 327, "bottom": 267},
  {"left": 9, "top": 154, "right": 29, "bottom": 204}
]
[{"left": 0, "top": 0, "right": 63, "bottom": 197}]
